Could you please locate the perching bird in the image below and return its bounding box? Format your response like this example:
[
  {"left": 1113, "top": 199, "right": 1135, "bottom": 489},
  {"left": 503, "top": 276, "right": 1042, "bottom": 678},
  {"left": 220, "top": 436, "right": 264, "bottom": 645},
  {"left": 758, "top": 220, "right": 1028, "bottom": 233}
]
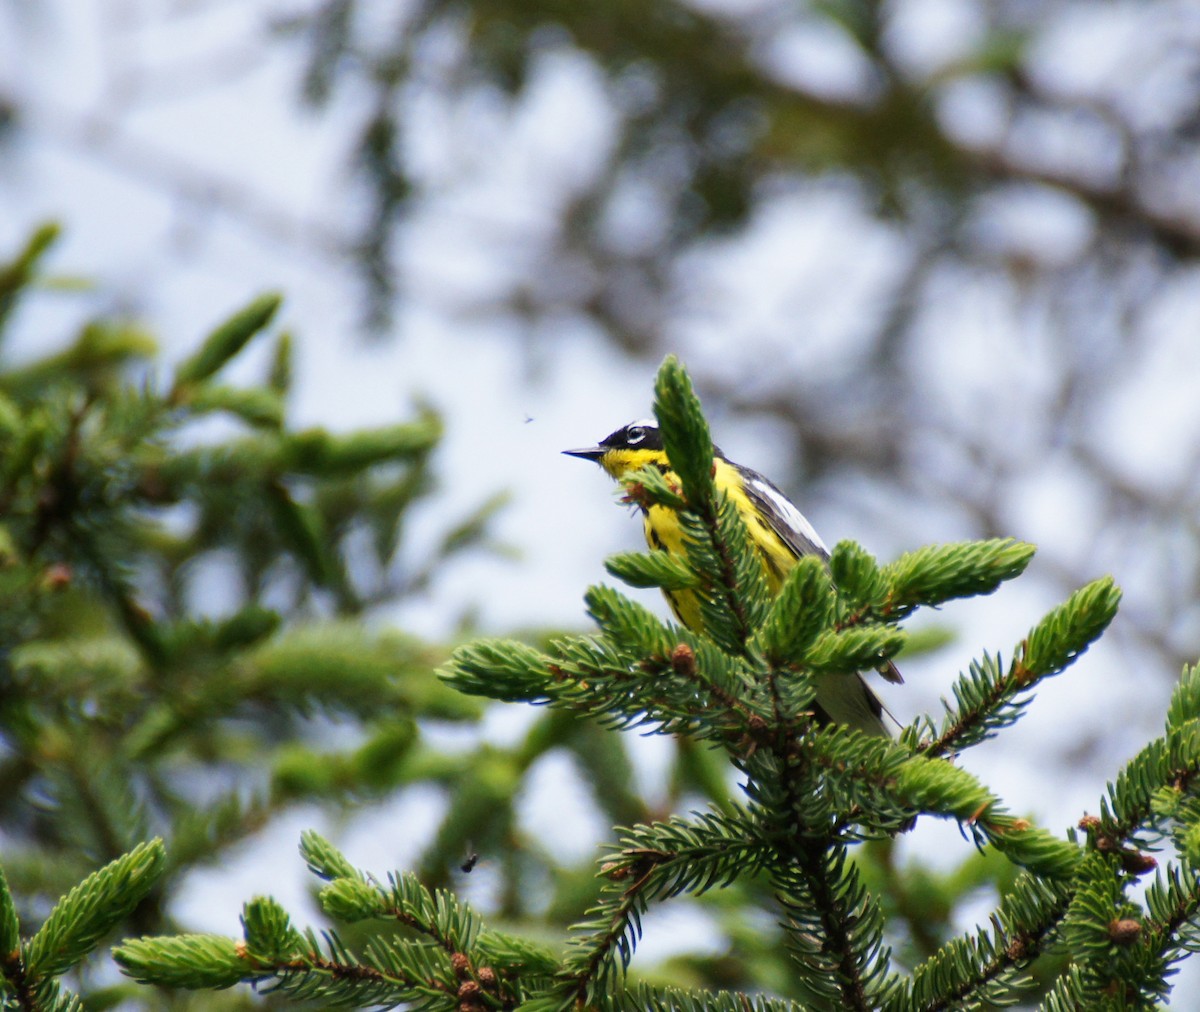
[{"left": 565, "top": 419, "right": 899, "bottom": 736}]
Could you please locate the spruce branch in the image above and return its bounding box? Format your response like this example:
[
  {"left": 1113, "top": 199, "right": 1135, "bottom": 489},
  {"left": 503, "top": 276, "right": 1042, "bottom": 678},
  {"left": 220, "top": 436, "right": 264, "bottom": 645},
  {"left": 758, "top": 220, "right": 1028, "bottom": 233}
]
[
  {"left": 184, "top": 383, "right": 285, "bottom": 428},
  {"left": 799, "top": 729, "right": 1082, "bottom": 878},
  {"left": 1084, "top": 730, "right": 1200, "bottom": 858},
  {"left": 1013, "top": 577, "right": 1121, "bottom": 684},
  {"left": 445, "top": 624, "right": 758, "bottom": 744},
  {"left": 44, "top": 348, "right": 1200, "bottom": 1007},
  {"left": 308, "top": 861, "right": 481, "bottom": 958},
  {"left": 554, "top": 887, "right": 647, "bottom": 1005},
  {"left": 651, "top": 358, "right": 770, "bottom": 652},
  {"left": 801, "top": 729, "right": 915, "bottom": 834},
  {"left": 880, "top": 539, "right": 1036, "bottom": 618},
  {"left": 300, "top": 829, "right": 362, "bottom": 881},
  {"left": 907, "top": 651, "right": 1022, "bottom": 756},
  {"left": 1144, "top": 863, "right": 1200, "bottom": 962},
  {"left": 265, "top": 478, "right": 340, "bottom": 588},
  {"left": 774, "top": 844, "right": 891, "bottom": 1010},
  {"left": 114, "top": 933, "right": 264, "bottom": 990},
  {"left": 599, "top": 810, "right": 770, "bottom": 902},
  {"left": 263, "top": 930, "right": 430, "bottom": 1008},
  {"left": 616, "top": 461, "right": 686, "bottom": 511},
  {"left": 171, "top": 293, "right": 282, "bottom": 390},
  {"left": 1168, "top": 662, "right": 1200, "bottom": 730},
  {"left": 923, "top": 577, "right": 1121, "bottom": 758},
  {"left": 1059, "top": 852, "right": 1171, "bottom": 1008},
  {"left": 548, "top": 815, "right": 764, "bottom": 1009},
  {"left": 1083, "top": 665, "right": 1200, "bottom": 852},
  {"left": 736, "top": 726, "right": 892, "bottom": 1006},
  {"left": 0, "top": 867, "right": 19, "bottom": 959},
  {"left": 803, "top": 626, "right": 906, "bottom": 676},
  {"left": 242, "top": 897, "right": 306, "bottom": 964},
  {"left": 653, "top": 355, "right": 717, "bottom": 511},
  {"left": 689, "top": 495, "right": 774, "bottom": 655},
  {"left": 117, "top": 926, "right": 445, "bottom": 1007},
  {"left": 604, "top": 549, "right": 699, "bottom": 591},
  {"left": 116, "top": 840, "right": 510, "bottom": 1009},
  {"left": 0, "top": 220, "right": 61, "bottom": 334},
  {"left": 754, "top": 554, "right": 835, "bottom": 665},
  {"left": 0, "top": 259, "right": 507, "bottom": 1007},
  {"left": 891, "top": 873, "right": 1072, "bottom": 1011},
  {"left": 23, "top": 839, "right": 165, "bottom": 980},
  {"left": 473, "top": 931, "right": 560, "bottom": 978},
  {"left": 829, "top": 541, "right": 889, "bottom": 614},
  {"left": 585, "top": 583, "right": 678, "bottom": 660},
  {"left": 597, "top": 983, "right": 802, "bottom": 1010}
]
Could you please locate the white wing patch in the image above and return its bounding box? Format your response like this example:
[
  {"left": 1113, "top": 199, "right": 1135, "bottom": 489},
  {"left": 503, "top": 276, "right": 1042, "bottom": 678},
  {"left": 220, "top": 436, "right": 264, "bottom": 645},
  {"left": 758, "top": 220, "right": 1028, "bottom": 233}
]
[{"left": 747, "top": 476, "right": 829, "bottom": 555}]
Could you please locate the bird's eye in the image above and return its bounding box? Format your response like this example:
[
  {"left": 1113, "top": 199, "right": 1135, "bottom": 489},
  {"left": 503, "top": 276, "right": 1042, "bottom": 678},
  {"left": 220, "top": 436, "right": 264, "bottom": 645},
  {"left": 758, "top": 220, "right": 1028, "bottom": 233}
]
[{"left": 626, "top": 426, "right": 645, "bottom": 444}]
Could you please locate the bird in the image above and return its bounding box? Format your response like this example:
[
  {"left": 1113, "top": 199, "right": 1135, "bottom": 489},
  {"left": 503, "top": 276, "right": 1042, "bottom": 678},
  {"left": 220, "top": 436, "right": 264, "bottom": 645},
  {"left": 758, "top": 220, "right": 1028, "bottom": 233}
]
[{"left": 564, "top": 419, "right": 900, "bottom": 736}]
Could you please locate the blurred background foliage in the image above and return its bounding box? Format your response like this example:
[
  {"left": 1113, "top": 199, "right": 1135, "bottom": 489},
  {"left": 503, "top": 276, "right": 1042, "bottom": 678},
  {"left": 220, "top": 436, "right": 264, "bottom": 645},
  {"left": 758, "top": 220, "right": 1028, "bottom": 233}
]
[
  {"left": 2, "top": 0, "right": 1200, "bottom": 1005},
  {"left": 268, "top": 0, "right": 1200, "bottom": 676},
  {"left": 0, "top": 243, "right": 509, "bottom": 1003},
  {"left": 4, "top": 0, "right": 1191, "bottom": 674},
  {"left": 287, "top": 0, "right": 1200, "bottom": 671}
]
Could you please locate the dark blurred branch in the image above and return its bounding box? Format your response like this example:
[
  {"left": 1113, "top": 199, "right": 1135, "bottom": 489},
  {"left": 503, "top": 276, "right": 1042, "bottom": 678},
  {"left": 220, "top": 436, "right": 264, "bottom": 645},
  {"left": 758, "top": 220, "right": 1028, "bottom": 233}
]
[{"left": 968, "top": 144, "right": 1200, "bottom": 258}]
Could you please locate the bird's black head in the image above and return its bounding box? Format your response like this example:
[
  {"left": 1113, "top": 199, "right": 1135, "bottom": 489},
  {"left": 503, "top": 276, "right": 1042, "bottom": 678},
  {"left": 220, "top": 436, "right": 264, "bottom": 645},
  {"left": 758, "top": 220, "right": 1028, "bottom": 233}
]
[
  {"left": 600, "top": 420, "right": 664, "bottom": 452},
  {"left": 563, "top": 419, "right": 665, "bottom": 475}
]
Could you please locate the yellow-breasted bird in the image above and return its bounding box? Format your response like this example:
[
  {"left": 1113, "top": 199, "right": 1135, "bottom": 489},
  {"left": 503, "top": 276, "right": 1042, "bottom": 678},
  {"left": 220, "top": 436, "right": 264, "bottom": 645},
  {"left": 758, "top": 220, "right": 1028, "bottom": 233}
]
[{"left": 565, "top": 419, "right": 901, "bottom": 736}]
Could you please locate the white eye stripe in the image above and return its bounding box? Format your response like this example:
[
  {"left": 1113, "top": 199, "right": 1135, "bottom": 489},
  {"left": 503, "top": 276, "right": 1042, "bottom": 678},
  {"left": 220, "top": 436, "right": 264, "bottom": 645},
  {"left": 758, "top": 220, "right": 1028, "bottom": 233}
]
[{"left": 607, "top": 418, "right": 657, "bottom": 448}]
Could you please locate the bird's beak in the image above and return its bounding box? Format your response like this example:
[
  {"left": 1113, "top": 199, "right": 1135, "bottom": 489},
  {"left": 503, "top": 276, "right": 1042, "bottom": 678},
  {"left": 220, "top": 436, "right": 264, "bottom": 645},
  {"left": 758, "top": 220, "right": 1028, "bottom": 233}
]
[{"left": 563, "top": 445, "right": 605, "bottom": 462}]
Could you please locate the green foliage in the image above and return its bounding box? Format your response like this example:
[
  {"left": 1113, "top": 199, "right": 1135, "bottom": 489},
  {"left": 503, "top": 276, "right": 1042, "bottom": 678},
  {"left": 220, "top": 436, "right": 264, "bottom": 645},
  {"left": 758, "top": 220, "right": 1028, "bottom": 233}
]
[
  {"left": 803, "top": 625, "right": 905, "bottom": 675},
  {"left": 6, "top": 256, "right": 1199, "bottom": 1010},
  {"left": 1018, "top": 577, "right": 1122, "bottom": 680},
  {"left": 241, "top": 898, "right": 305, "bottom": 964},
  {"left": 115, "top": 833, "right": 549, "bottom": 1009},
  {"left": 103, "top": 354, "right": 1200, "bottom": 1011},
  {"left": 754, "top": 554, "right": 833, "bottom": 663},
  {"left": 0, "top": 868, "right": 19, "bottom": 957},
  {"left": 598, "top": 986, "right": 799, "bottom": 1011},
  {"left": 653, "top": 357, "right": 717, "bottom": 510},
  {"left": 889, "top": 871, "right": 1070, "bottom": 1009},
  {"left": 114, "top": 934, "right": 248, "bottom": 991},
  {"left": 881, "top": 539, "right": 1036, "bottom": 617},
  {"left": 0, "top": 841, "right": 165, "bottom": 1008},
  {"left": 172, "top": 293, "right": 282, "bottom": 388},
  {"left": 0, "top": 226, "right": 507, "bottom": 1007},
  {"left": 916, "top": 576, "right": 1121, "bottom": 758},
  {"left": 24, "top": 840, "right": 165, "bottom": 979},
  {"left": 605, "top": 549, "right": 699, "bottom": 591},
  {"left": 0, "top": 223, "right": 61, "bottom": 335}
]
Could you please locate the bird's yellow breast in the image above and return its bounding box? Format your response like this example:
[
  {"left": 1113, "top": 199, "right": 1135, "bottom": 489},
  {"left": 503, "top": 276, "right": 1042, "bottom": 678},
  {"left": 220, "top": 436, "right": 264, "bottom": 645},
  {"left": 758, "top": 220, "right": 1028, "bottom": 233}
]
[
  {"left": 629, "top": 456, "right": 796, "bottom": 630},
  {"left": 596, "top": 446, "right": 671, "bottom": 481}
]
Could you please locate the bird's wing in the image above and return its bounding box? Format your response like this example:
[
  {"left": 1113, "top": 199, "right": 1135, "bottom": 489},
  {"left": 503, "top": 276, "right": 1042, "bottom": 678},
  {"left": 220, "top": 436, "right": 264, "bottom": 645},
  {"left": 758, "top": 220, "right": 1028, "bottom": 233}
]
[
  {"left": 738, "top": 467, "right": 830, "bottom": 561},
  {"left": 739, "top": 466, "right": 904, "bottom": 686}
]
